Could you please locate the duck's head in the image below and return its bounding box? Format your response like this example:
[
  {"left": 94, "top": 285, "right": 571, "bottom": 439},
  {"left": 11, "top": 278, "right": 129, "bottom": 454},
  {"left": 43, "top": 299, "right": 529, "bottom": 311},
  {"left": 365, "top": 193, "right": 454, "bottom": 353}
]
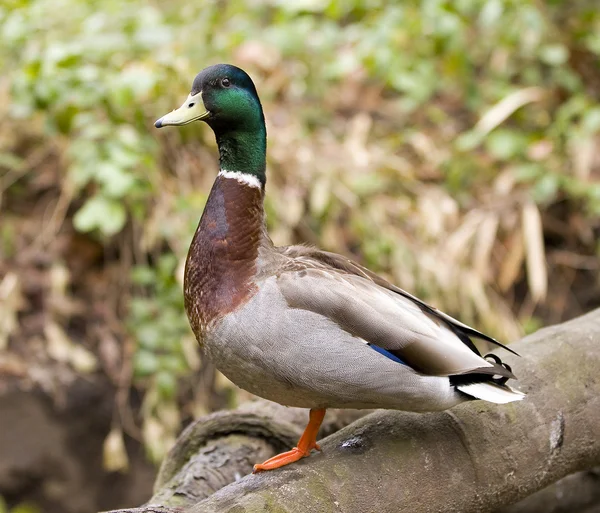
[
  {"left": 155, "top": 64, "right": 266, "bottom": 183},
  {"left": 155, "top": 64, "right": 264, "bottom": 132}
]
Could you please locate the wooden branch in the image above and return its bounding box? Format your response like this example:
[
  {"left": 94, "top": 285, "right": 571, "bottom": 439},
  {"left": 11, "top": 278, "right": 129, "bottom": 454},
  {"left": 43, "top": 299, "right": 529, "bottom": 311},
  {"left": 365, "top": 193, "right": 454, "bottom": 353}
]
[
  {"left": 499, "top": 467, "right": 600, "bottom": 513},
  {"left": 104, "top": 402, "right": 369, "bottom": 513},
  {"left": 104, "top": 308, "right": 600, "bottom": 513}
]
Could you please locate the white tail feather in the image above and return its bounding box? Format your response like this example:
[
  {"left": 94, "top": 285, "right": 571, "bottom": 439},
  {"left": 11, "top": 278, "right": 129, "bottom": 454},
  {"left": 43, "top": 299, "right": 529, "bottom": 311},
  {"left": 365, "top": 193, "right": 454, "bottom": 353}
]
[{"left": 457, "top": 382, "right": 525, "bottom": 404}]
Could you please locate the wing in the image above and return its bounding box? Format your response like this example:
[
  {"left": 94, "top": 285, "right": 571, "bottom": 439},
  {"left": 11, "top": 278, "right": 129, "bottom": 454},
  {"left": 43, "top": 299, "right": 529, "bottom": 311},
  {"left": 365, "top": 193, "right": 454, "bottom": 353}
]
[{"left": 277, "top": 246, "right": 516, "bottom": 378}]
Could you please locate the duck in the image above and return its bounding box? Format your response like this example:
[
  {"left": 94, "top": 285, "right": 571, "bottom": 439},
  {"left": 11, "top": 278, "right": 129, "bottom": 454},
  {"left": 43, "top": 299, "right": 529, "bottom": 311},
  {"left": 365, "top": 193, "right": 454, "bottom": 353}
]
[{"left": 154, "top": 63, "right": 525, "bottom": 473}]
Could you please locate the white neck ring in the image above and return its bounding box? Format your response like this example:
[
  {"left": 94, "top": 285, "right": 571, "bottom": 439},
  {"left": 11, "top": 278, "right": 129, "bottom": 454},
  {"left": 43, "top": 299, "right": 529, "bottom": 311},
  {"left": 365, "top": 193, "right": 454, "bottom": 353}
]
[{"left": 218, "top": 169, "right": 262, "bottom": 189}]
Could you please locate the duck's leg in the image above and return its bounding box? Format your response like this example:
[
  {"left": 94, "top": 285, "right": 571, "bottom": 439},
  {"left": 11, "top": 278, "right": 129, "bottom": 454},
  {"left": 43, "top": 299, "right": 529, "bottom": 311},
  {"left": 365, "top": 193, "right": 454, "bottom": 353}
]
[{"left": 253, "top": 408, "right": 326, "bottom": 473}]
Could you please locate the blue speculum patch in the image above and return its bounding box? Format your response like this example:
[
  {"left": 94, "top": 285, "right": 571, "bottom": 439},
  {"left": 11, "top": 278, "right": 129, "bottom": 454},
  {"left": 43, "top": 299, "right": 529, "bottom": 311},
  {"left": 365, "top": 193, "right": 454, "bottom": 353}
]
[{"left": 369, "top": 344, "right": 407, "bottom": 366}]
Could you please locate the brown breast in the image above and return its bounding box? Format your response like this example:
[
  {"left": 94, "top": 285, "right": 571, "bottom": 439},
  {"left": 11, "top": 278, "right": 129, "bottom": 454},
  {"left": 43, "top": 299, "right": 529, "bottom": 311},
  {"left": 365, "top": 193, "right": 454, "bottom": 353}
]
[{"left": 183, "top": 175, "right": 265, "bottom": 342}]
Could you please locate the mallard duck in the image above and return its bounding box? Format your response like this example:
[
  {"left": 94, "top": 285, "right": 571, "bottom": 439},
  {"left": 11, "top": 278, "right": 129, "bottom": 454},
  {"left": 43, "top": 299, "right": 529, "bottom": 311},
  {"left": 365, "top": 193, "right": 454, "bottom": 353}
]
[{"left": 155, "top": 64, "right": 524, "bottom": 473}]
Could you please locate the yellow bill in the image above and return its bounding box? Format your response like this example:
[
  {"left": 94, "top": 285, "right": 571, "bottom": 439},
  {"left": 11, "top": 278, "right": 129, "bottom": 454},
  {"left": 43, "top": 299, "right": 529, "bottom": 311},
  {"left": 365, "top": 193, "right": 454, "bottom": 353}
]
[{"left": 155, "top": 91, "right": 209, "bottom": 128}]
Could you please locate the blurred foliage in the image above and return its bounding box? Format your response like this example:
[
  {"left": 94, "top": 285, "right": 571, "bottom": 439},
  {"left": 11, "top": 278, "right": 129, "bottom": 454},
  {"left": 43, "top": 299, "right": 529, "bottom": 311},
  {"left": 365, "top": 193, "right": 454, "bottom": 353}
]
[
  {"left": 0, "top": 497, "right": 39, "bottom": 513},
  {"left": 1, "top": 0, "right": 599, "bottom": 462},
  {"left": 130, "top": 255, "right": 190, "bottom": 389}
]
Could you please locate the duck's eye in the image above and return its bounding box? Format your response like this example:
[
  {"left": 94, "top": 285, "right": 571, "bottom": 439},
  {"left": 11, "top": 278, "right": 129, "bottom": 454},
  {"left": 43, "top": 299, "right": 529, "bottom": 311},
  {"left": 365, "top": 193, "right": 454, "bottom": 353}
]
[
  {"left": 221, "top": 78, "right": 231, "bottom": 88},
  {"left": 188, "top": 102, "right": 195, "bottom": 108}
]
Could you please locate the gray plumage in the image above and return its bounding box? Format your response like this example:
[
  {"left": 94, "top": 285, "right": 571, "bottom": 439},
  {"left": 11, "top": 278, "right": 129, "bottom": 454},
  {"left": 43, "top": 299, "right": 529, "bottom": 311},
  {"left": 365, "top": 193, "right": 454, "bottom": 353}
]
[{"left": 203, "top": 239, "right": 524, "bottom": 410}]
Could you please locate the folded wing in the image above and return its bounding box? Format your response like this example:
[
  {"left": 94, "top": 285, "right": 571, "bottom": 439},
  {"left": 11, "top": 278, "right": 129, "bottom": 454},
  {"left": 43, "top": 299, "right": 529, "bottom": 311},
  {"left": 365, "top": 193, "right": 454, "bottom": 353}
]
[{"left": 277, "top": 248, "right": 515, "bottom": 379}]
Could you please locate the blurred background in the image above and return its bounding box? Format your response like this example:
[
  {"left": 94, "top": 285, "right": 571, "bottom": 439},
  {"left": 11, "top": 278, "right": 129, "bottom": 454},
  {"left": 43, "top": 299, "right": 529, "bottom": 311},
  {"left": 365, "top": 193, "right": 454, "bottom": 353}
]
[{"left": 0, "top": 0, "right": 599, "bottom": 512}]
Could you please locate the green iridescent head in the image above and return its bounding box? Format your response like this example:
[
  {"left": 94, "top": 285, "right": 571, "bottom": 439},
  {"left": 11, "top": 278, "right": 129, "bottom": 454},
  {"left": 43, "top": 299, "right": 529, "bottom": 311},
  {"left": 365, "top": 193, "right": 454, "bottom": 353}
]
[{"left": 156, "top": 64, "right": 267, "bottom": 183}]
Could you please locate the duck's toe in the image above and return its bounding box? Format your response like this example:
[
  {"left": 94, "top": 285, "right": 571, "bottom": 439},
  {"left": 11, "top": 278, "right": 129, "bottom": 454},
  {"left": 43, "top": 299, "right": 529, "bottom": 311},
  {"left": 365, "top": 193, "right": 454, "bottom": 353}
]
[{"left": 252, "top": 446, "right": 313, "bottom": 473}]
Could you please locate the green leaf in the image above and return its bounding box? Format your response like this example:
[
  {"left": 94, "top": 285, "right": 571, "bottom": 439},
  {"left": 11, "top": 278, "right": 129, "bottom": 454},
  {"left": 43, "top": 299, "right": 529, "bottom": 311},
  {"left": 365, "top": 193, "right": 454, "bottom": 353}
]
[
  {"left": 455, "top": 130, "right": 483, "bottom": 152},
  {"left": 513, "top": 164, "right": 543, "bottom": 182},
  {"left": 155, "top": 370, "right": 177, "bottom": 399},
  {"left": 486, "top": 130, "right": 527, "bottom": 160},
  {"left": 582, "top": 107, "right": 600, "bottom": 134},
  {"left": 160, "top": 354, "right": 186, "bottom": 374},
  {"left": 133, "top": 350, "right": 159, "bottom": 377},
  {"left": 137, "top": 325, "right": 162, "bottom": 350},
  {"left": 539, "top": 44, "right": 569, "bottom": 66},
  {"left": 131, "top": 266, "right": 156, "bottom": 286},
  {"left": 532, "top": 174, "right": 559, "bottom": 204},
  {"left": 157, "top": 254, "right": 178, "bottom": 279},
  {"left": 478, "top": 0, "right": 503, "bottom": 28},
  {"left": 129, "top": 298, "right": 154, "bottom": 320},
  {"left": 73, "top": 195, "right": 127, "bottom": 235},
  {"left": 97, "top": 162, "right": 136, "bottom": 197}
]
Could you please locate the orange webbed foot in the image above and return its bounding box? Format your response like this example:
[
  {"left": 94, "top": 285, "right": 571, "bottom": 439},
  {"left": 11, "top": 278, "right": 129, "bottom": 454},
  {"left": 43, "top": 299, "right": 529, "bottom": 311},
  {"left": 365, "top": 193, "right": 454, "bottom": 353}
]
[
  {"left": 253, "top": 445, "right": 314, "bottom": 473},
  {"left": 252, "top": 408, "right": 326, "bottom": 473}
]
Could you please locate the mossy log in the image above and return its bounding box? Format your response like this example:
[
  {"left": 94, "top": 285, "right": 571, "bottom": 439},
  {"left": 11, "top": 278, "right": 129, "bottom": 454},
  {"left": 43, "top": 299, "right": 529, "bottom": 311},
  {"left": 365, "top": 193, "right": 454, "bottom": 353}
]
[
  {"left": 105, "top": 402, "right": 369, "bottom": 513},
  {"left": 104, "top": 308, "right": 600, "bottom": 513}
]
